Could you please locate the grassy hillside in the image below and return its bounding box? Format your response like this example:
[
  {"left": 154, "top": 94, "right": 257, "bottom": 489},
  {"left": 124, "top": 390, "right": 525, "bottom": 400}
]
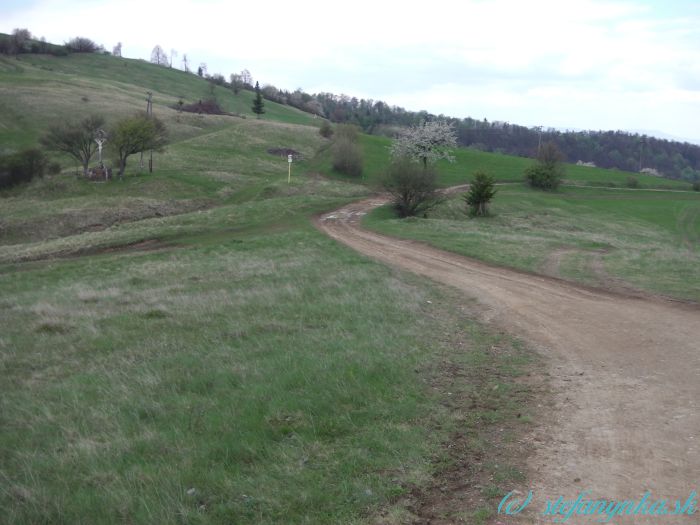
[
  {"left": 2, "top": 49, "right": 696, "bottom": 524},
  {"left": 1, "top": 54, "right": 537, "bottom": 524},
  {"left": 312, "top": 133, "right": 693, "bottom": 190},
  {"left": 365, "top": 185, "right": 700, "bottom": 301},
  {"left": 0, "top": 52, "right": 317, "bottom": 152}
]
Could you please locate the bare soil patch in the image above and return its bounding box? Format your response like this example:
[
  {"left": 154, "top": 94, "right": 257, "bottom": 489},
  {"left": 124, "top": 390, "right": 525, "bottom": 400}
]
[
  {"left": 0, "top": 199, "right": 212, "bottom": 245},
  {"left": 266, "top": 147, "right": 302, "bottom": 160}
]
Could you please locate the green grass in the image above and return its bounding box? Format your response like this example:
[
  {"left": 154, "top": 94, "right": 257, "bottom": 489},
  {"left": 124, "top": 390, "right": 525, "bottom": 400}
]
[
  {"left": 0, "top": 223, "right": 433, "bottom": 524},
  {"left": 364, "top": 185, "right": 700, "bottom": 301},
  {"left": 0, "top": 175, "right": 537, "bottom": 524},
  {"left": 0, "top": 53, "right": 317, "bottom": 152},
  {"left": 1, "top": 55, "right": 539, "bottom": 523},
  {"left": 310, "top": 132, "right": 693, "bottom": 190},
  {"left": 1, "top": 48, "right": 692, "bottom": 525}
]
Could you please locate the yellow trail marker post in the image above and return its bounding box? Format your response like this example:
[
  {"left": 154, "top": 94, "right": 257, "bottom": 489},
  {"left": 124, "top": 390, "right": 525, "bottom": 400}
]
[{"left": 287, "top": 154, "right": 293, "bottom": 184}]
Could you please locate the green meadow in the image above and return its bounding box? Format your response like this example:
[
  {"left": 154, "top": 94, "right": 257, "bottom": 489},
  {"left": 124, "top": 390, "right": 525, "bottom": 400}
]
[
  {"left": 2, "top": 48, "right": 697, "bottom": 524},
  {"left": 1, "top": 52, "right": 536, "bottom": 523},
  {"left": 365, "top": 184, "right": 700, "bottom": 302},
  {"left": 312, "top": 133, "right": 693, "bottom": 190}
]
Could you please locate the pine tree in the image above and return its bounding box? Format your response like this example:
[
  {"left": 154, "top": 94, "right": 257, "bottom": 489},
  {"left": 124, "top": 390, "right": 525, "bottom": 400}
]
[
  {"left": 463, "top": 171, "right": 497, "bottom": 216},
  {"left": 252, "top": 81, "right": 265, "bottom": 118}
]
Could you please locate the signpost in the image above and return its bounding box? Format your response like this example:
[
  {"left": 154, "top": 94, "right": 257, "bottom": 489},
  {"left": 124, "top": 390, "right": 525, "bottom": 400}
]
[{"left": 287, "top": 154, "right": 293, "bottom": 184}]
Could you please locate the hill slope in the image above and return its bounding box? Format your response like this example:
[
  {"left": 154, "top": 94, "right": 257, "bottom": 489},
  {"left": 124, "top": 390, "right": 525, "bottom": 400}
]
[{"left": 0, "top": 52, "right": 317, "bottom": 151}]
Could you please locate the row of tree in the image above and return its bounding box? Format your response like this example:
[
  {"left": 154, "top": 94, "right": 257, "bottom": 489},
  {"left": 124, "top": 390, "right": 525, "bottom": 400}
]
[
  {"left": 0, "top": 29, "right": 105, "bottom": 56},
  {"left": 41, "top": 113, "right": 168, "bottom": 178}
]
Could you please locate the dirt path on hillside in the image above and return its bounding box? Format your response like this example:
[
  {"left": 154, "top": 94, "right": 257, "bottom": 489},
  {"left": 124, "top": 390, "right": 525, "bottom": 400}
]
[{"left": 314, "top": 195, "right": 700, "bottom": 524}]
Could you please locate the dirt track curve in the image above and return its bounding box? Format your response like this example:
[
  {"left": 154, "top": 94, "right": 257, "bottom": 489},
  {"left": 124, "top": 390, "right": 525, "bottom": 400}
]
[{"left": 314, "top": 195, "right": 700, "bottom": 524}]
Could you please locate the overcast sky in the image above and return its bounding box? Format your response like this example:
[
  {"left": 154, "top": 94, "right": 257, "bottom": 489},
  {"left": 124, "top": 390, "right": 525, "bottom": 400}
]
[{"left": 2, "top": 0, "right": 699, "bottom": 142}]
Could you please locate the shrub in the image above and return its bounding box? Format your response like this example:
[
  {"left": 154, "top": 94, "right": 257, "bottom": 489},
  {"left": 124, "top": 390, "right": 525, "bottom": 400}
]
[
  {"left": 626, "top": 176, "right": 639, "bottom": 188},
  {"left": 65, "top": 37, "right": 100, "bottom": 53},
  {"left": 525, "top": 142, "right": 564, "bottom": 191},
  {"left": 525, "top": 142, "right": 565, "bottom": 190},
  {"left": 334, "top": 124, "right": 360, "bottom": 142},
  {"left": 178, "top": 99, "right": 225, "bottom": 115},
  {"left": 0, "top": 34, "right": 10, "bottom": 54},
  {"left": 463, "top": 171, "right": 497, "bottom": 216},
  {"left": 319, "top": 120, "right": 333, "bottom": 139},
  {"left": 524, "top": 164, "right": 562, "bottom": 190},
  {"left": 693, "top": 182, "right": 700, "bottom": 192},
  {"left": 331, "top": 137, "right": 363, "bottom": 177},
  {"left": 331, "top": 124, "right": 362, "bottom": 177},
  {"left": 382, "top": 157, "right": 442, "bottom": 217},
  {"left": 50, "top": 46, "right": 69, "bottom": 57},
  {"left": 0, "top": 149, "right": 47, "bottom": 189},
  {"left": 48, "top": 162, "right": 62, "bottom": 175}
]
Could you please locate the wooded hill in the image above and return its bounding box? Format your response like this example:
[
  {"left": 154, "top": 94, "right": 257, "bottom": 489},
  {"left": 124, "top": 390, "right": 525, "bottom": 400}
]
[{"left": 3, "top": 30, "right": 699, "bottom": 182}]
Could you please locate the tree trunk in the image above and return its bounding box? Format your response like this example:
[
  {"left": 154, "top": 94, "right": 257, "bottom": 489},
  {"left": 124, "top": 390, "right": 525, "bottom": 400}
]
[{"left": 118, "top": 157, "right": 127, "bottom": 178}]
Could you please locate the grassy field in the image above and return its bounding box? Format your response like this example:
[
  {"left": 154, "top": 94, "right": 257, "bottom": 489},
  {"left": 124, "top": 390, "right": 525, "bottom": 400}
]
[
  {"left": 1, "top": 137, "right": 536, "bottom": 525},
  {"left": 6, "top": 49, "right": 696, "bottom": 523},
  {"left": 1, "top": 53, "right": 539, "bottom": 524},
  {"left": 0, "top": 52, "right": 317, "bottom": 151},
  {"left": 311, "top": 133, "right": 693, "bottom": 190},
  {"left": 365, "top": 184, "right": 700, "bottom": 302}
]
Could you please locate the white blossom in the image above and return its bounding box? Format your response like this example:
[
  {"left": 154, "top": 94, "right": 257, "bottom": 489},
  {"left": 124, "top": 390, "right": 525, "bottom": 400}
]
[{"left": 390, "top": 120, "right": 458, "bottom": 167}]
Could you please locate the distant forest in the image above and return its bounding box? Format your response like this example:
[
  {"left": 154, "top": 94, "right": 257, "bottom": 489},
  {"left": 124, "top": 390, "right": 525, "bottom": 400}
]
[
  {"left": 3, "top": 29, "right": 698, "bottom": 182},
  {"left": 261, "top": 88, "right": 700, "bottom": 182}
]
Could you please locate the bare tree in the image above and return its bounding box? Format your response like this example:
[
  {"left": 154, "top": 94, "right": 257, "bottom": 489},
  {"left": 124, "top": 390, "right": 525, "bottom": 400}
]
[
  {"left": 240, "top": 69, "right": 253, "bottom": 88},
  {"left": 229, "top": 73, "right": 242, "bottom": 95},
  {"left": 10, "top": 28, "right": 31, "bottom": 54},
  {"left": 112, "top": 42, "right": 122, "bottom": 57},
  {"left": 150, "top": 45, "right": 168, "bottom": 66},
  {"left": 198, "top": 63, "right": 207, "bottom": 77},
  {"left": 182, "top": 53, "right": 190, "bottom": 73}
]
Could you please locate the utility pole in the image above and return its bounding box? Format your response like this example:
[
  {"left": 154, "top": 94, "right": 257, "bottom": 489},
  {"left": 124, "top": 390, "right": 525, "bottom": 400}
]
[
  {"left": 147, "top": 92, "right": 153, "bottom": 173},
  {"left": 140, "top": 92, "right": 153, "bottom": 172}
]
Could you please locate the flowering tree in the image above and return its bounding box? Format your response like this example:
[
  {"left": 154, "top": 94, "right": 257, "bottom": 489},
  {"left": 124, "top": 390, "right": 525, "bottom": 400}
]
[{"left": 390, "top": 120, "right": 458, "bottom": 169}]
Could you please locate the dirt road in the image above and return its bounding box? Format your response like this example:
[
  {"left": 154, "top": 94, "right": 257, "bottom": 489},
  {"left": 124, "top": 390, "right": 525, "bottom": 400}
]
[{"left": 315, "top": 196, "right": 700, "bottom": 524}]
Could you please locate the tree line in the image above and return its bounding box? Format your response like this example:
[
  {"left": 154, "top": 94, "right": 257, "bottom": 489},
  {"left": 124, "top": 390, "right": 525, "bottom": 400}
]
[{"left": 260, "top": 88, "right": 700, "bottom": 182}]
